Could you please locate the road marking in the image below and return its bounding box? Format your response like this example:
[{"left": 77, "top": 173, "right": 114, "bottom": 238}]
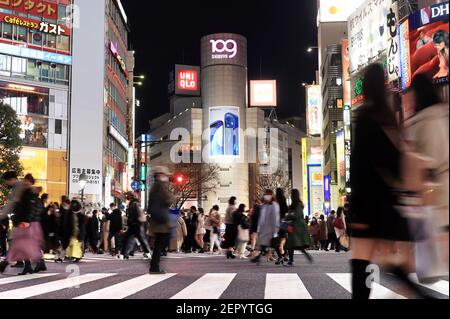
[
  {"left": 0, "top": 274, "right": 58, "bottom": 286},
  {"left": 409, "top": 274, "right": 449, "bottom": 297},
  {"left": 327, "top": 273, "right": 406, "bottom": 299},
  {"left": 0, "top": 273, "right": 116, "bottom": 299},
  {"left": 74, "top": 273, "right": 177, "bottom": 299},
  {"left": 265, "top": 274, "right": 312, "bottom": 299},
  {"left": 171, "top": 273, "right": 236, "bottom": 299}
]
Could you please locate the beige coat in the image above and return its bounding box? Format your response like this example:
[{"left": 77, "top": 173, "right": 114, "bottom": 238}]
[
  {"left": 170, "top": 216, "right": 187, "bottom": 252},
  {"left": 406, "top": 104, "right": 449, "bottom": 228}
]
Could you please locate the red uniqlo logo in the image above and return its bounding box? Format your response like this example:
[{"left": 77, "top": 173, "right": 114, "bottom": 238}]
[{"left": 177, "top": 70, "right": 198, "bottom": 91}]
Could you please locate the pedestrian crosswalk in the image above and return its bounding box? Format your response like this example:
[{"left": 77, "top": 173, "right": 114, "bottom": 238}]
[{"left": 0, "top": 272, "right": 448, "bottom": 299}]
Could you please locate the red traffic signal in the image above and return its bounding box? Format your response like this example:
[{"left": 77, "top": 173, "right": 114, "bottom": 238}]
[{"left": 174, "top": 174, "right": 185, "bottom": 184}]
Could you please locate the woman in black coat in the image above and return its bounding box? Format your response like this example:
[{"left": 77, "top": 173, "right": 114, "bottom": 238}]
[
  {"left": 59, "top": 200, "right": 86, "bottom": 262},
  {"left": 348, "top": 64, "right": 428, "bottom": 299}
]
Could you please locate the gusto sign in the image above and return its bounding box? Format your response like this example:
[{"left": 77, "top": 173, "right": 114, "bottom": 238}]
[
  {"left": 177, "top": 70, "right": 198, "bottom": 91},
  {"left": 210, "top": 39, "right": 237, "bottom": 59}
]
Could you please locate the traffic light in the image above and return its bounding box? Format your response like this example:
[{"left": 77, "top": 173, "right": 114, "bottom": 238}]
[{"left": 174, "top": 174, "right": 185, "bottom": 185}]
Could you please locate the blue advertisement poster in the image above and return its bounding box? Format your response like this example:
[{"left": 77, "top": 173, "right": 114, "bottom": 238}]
[{"left": 209, "top": 107, "right": 239, "bottom": 157}]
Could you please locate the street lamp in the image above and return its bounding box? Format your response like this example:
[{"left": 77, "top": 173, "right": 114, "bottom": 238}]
[
  {"left": 307, "top": 46, "right": 318, "bottom": 53},
  {"left": 79, "top": 173, "right": 88, "bottom": 206},
  {"left": 134, "top": 75, "right": 145, "bottom": 80}
]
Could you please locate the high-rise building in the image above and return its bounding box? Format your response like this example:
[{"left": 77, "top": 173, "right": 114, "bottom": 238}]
[
  {"left": 69, "top": 0, "right": 134, "bottom": 206},
  {"left": 0, "top": 0, "right": 73, "bottom": 203}
]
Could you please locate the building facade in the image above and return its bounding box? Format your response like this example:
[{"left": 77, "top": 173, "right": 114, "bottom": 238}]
[
  {"left": 69, "top": 0, "right": 134, "bottom": 206},
  {"left": 0, "top": 0, "right": 73, "bottom": 203}
]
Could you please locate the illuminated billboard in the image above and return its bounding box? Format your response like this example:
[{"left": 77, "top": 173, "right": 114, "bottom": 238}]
[
  {"left": 209, "top": 107, "right": 239, "bottom": 157},
  {"left": 201, "top": 33, "right": 247, "bottom": 68},
  {"left": 319, "top": 0, "right": 365, "bottom": 22},
  {"left": 400, "top": 2, "right": 449, "bottom": 90},
  {"left": 348, "top": 0, "right": 391, "bottom": 74},
  {"left": 308, "top": 164, "right": 324, "bottom": 217},
  {"left": 250, "top": 80, "right": 277, "bottom": 107},
  {"left": 306, "top": 85, "right": 322, "bottom": 136},
  {"left": 170, "top": 65, "right": 201, "bottom": 96}
]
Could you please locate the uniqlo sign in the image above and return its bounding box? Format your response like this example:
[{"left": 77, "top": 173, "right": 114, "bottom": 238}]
[{"left": 177, "top": 70, "right": 198, "bottom": 91}]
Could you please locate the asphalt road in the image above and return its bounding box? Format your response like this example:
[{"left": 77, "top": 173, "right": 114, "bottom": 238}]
[{"left": 0, "top": 251, "right": 448, "bottom": 299}]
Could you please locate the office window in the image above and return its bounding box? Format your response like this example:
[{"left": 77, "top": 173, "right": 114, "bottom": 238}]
[
  {"left": 0, "top": 54, "right": 11, "bottom": 76},
  {"left": 11, "top": 57, "right": 27, "bottom": 76},
  {"left": 27, "top": 60, "right": 39, "bottom": 80},
  {"left": 55, "top": 119, "right": 62, "bottom": 134},
  {"left": 29, "top": 31, "right": 43, "bottom": 46},
  {"left": 44, "top": 34, "right": 56, "bottom": 48},
  {"left": 2, "top": 23, "right": 12, "bottom": 40},
  {"left": 56, "top": 35, "right": 70, "bottom": 51}
]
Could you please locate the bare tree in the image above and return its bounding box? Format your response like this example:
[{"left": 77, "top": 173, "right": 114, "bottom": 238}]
[
  {"left": 255, "top": 168, "right": 291, "bottom": 200},
  {"left": 169, "top": 163, "right": 220, "bottom": 209}
]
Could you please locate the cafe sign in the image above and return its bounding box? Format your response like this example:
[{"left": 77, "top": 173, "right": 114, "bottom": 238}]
[{"left": 0, "top": 12, "right": 70, "bottom": 36}]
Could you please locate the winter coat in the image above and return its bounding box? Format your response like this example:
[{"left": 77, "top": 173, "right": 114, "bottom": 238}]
[
  {"left": 318, "top": 220, "right": 328, "bottom": 241},
  {"left": 406, "top": 104, "right": 449, "bottom": 228},
  {"left": 285, "top": 204, "right": 310, "bottom": 249},
  {"left": 334, "top": 215, "right": 347, "bottom": 239},
  {"left": 108, "top": 209, "right": 123, "bottom": 233},
  {"left": 256, "top": 202, "right": 280, "bottom": 247},
  {"left": 147, "top": 181, "right": 174, "bottom": 234},
  {"left": 0, "top": 181, "right": 25, "bottom": 221},
  {"left": 196, "top": 215, "right": 206, "bottom": 235},
  {"left": 349, "top": 104, "right": 410, "bottom": 241},
  {"left": 170, "top": 216, "right": 188, "bottom": 251},
  {"left": 326, "top": 215, "right": 336, "bottom": 234},
  {"left": 126, "top": 199, "right": 144, "bottom": 226},
  {"left": 309, "top": 222, "right": 320, "bottom": 237},
  {"left": 61, "top": 211, "right": 85, "bottom": 248}
]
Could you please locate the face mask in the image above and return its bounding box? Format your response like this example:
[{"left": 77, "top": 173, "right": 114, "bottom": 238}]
[{"left": 264, "top": 195, "right": 272, "bottom": 202}]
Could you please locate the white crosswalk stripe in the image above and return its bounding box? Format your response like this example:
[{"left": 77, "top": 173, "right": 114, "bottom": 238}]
[
  {"left": 327, "top": 273, "right": 407, "bottom": 299},
  {"left": 0, "top": 272, "right": 447, "bottom": 299},
  {"left": 0, "top": 273, "right": 116, "bottom": 299},
  {"left": 0, "top": 274, "right": 58, "bottom": 286},
  {"left": 265, "top": 274, "right": 312, "bottom": 299},
  {"left": 74, "top": 273, "right": 177, "bottom": 299},
  {"left": 171, "top": 273, "right": 237, "bottom": 299},
  {"left": 409, "top": 274, "right": 449, "bottom": 297}
]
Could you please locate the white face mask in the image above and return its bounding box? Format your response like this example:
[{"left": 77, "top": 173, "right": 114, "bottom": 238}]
[
  {"left": 263, "top": 195, "right": 272, "bottom": 202},
  {"left": 158, "top": 175, "right": 169, "bottom": 182}
]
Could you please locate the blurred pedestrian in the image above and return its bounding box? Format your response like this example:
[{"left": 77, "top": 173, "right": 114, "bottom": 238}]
[
  {"left": 348, "top": 63, "right": 428, "bottom": 299},
  {"left": 195, "top": 208, "right": 206, "bottom": 253},
  {"left": 208, "top": 205, "right": 221, "bottom": 254},
  {"left": 407, "top": 73, "right": 449, "bottom": 281},
  {"left": 184, "top": 206, "right": 197, "bottom": 253},
  {"left": 108, "top": 204, "right": 123, "bottom": 256},
  {"left": 333, "top": 207, "right": 347, "bottom": 252},
  {"left": 309, "top": 217, "right": 320, "bottom": 250},
  {"left": 319, "top": 215, "right": 328, "bottom": 250},
  {"left": 170, "top": 212, "right": 187, "bottom": 253},
  {"left": 100, "top": 207, "right": 110, "bottom": 253},
  {"left": 55, "top": 198, "right": 71, "bottom": 263},
  {"left": 223, "top": 197, "right": 238, "bottom": 259},
  {"left": 235, "top": 204, "right": 249, "bottom": 259},
  {"left": 325, "top": 210, "right": 337, "bottom": 251},
  {"left": 120, "top": 192, "right": 151, "bottom": 259},
  {"left": 0, "top": 214, "right": 9, "bottom": 257},
  {"left": 0, "top": 173, "right": 45, "bottom": 275},
  {"left": 148, "top": 166, "right": 174, "bottom": 274},
  {"left": 249, "top": 199, "right": 261, "bottom": 256},
  {"left": 251, "top": 190, "right": 280, "bottom": 264},
  {"left": 285, "top": 189, "right": 312, "bottom": 266},
  {"left": 275, "top": 188, "right": 289, "bottom": 263},
  {"left": 65, "top": 200, "right": 85, "bottom": 262}
]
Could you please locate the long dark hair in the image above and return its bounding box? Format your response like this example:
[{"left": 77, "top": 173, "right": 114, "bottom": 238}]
[
  {"left": 411, "top": 73, "right": 442, "bottom": 113},
  {"left": 363, "top": 64, "right": 397, "bottom": 127},
  {"left": 290, "top": 189, "right": 304, "bottom": 210},
  {"left": 336, "top": 207, "right": 344, "bottom": 218}
]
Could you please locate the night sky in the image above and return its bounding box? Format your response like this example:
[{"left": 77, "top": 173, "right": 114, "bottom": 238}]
[{"left": 121, "top": 0, "right": 318, "bottom": 134}]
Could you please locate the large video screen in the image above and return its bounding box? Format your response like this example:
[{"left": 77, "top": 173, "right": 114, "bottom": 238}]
[
  {"left": 209, "top": 107, "right": 239, "bottom": 157},
  {"left": 400, "top": 2, "right": 449, "bottom": 89}
]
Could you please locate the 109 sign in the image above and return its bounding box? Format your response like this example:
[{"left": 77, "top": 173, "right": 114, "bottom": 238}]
[{"left": 210, "top": 39, "right": 237, "bottom": 59}]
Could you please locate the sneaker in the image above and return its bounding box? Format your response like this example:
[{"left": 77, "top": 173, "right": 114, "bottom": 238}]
[
  {"left": 143, "top": 253, "right": 151, "bottom": 259},
  {"left": 284, "top": 261, "right": 294, "bottom": 267}
]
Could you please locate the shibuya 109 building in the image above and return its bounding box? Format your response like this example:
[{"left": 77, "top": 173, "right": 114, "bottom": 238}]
[{"left": 147, "top": 33, "right": 304, "bottom": 211}]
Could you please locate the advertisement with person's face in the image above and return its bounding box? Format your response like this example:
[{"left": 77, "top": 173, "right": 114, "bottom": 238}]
[
  {"left": 401, "top": 2, "right": 449, "bottom": 89},
  {"left": 209, "top": 107, "right": 239, "bottom": 157},
  {"left": 19, "top": 115, "right": 48, "bottom": 148}
]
